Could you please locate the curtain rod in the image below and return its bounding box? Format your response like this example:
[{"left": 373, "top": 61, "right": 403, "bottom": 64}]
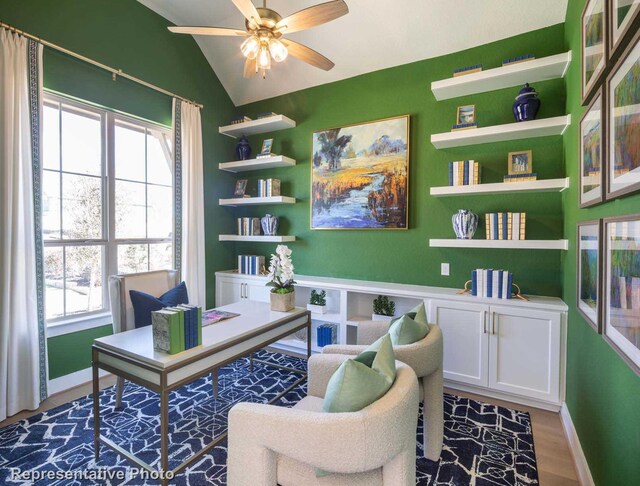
[{"left": 0, "top": 21, "right": 203, "bottom": 109}]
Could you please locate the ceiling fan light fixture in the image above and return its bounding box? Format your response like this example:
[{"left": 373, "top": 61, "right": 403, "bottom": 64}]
[
  {"left": 240, "top": 35, "right": 260, "bottom": 59},
  {"left": 268, "top": 38, "right": 288, "bottom": 62},
  {"left": 257, "top": 43, "right": 271, "bottom": 70}
]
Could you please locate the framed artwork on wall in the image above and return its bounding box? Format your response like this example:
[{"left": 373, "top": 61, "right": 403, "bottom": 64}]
[
  {"left": 579, "top": 88, "right": 606, "bottom": 207},
  {"left": 608, "top": 0, "right": 640, "bottom": 58},
  {"left": 603, "top": 215, "right": 640, "bottom": 376},
  {"left": 507, "top": 150, "right": 533, "bottom": 175},
  {"left": 310, "top": 115, "right": 409, "bottom": 230},
  {"left": 582, "top": 0, "right": 608, "bottom": 104},
  {"left": 577, "top": 220, "right": 603, "bottom": 332},
  {"left": 606, "top": 28, "right": 640, "bottom": 200}
]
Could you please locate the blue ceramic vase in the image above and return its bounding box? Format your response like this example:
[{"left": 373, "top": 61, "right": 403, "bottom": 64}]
[
  {"left": 512, "top": 83, "right": 541, "bottom": 122},
  {"left": 261, "top": 214, "right": 279, "bottom": 236},
  {"left": 452, "top": 209, "right": 478, "bottom": 239},
  {"left": 235, "top": 136, "right": 252, "bottom": 160}
]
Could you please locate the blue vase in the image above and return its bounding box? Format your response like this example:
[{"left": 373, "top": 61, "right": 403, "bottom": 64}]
[
  {"left": 513, "top": 83, "right": 541, "bottom": 122},
  {"left": 452, "top": 209, "right": 478, "bottom": 239},
  {"left": 235, "top": 136, "right": 252, "bottom": 160}
]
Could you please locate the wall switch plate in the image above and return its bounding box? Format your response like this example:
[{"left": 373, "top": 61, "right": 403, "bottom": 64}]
[{"left": 441, "top": 263, "right": 450, "bottom": 276}]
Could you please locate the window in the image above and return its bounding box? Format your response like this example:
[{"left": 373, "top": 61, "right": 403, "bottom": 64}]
[{"left": 42, "top": 94, "right": 174, "bottom": 326}]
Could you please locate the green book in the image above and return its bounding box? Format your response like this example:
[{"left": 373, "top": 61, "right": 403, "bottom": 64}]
[
  {"left": 165, "top": 307, "right": 186, "bottom": 351},
  {"left": 151, "top": 309, "right": 182, "bottom": 354}
]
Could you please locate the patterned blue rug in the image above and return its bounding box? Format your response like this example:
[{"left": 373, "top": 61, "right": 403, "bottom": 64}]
[{"left": 0, "top": 350, "right": 538, "bottom": 485}]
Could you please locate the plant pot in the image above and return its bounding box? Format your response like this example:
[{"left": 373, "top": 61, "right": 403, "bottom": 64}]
[
  {"left": 372, "top": 313, "right": 394, "bottom": 322},
  {"left": 271, "top": 291, "right": 295, "bottom": 312},
  {"left": 307, "top": 304, "right": 327, "bottom": 314}
]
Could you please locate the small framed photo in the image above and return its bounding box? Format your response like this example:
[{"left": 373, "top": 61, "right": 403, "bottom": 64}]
[
  {"left": 579, "top": 88, "right": 606, "bottom": 208},
  {"left": 581, "top": 0, "right": 608, "bottom": 104},
  {"left": 260, "top": 138, "right": 273, "bottom": 155},
  {"left": 508, "top": 150, "right": 533, "bottom": 175},
  {"left": 577, "top": 220, "right": 603, "bottom": 332},
  {"left": 234, "top": 179, "right": 248, "bottom": 197},
  {"left": 456, "top": 105, "right": 476, "bottom": 125},
  {"left": 603, "top": 215, "right": 640, "bottom": 376},
  {"left": 608, "top": 0, "right": 640, "bottom": 58}
]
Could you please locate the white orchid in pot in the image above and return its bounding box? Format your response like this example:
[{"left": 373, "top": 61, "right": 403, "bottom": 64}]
[{"left": 266, "top": 245, "right": 296, "bottom": 311}]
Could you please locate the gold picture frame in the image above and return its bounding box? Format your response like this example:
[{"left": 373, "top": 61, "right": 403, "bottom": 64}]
[
  {"left": 508, "top": 150, "right": 533, "bottom": 175},
  {"left": 456, "top": 104, "right": 476, "bottom": 125}
]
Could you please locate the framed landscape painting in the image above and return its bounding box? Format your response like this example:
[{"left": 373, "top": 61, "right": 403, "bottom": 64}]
[
  {"left": 310, "top": 115, "right": 409, "bottom": 230},
  {"left": 582, "top": 0, "right": 608, "bottom": 104},
  {"left": 580, "top": 89, "right": 605, "bottom": 207},
  {"left": 606, "top": 29, "right": 640, "bottom": 199},
  {"left": 608, "top": 0, "right": 640, "bottom": 57},
  {"left": 577, "top": 220, "right": 603, "bottom": 332},
  {"left": 604, "top": 215, "right": 640, "bottom": 375}
]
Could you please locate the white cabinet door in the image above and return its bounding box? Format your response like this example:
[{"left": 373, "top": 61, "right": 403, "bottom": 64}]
[
  {"left": 246, "top": 282, "right": 271, "bottom": 303},
  {"left": 488, "top": 305, "right": 561, "bottom": 403},
  {"left": 428, "top": 299, "right": 489, "bottom": 387},
  {"left": 217, "top": 278, "right": 243, "bottom": 306}
]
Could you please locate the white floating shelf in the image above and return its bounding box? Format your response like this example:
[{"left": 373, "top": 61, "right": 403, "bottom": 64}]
[
  {"left": 429, "top": 239, "right": 568, "bottom": 250},
  {"left": 219, "top": 114, "right": 296, "bottom": 138},
  {"left": 431, "top": 115, "right": 571, "bottom": 149},
  {"left": 431, "top": 52, "right": 571, "bottom": 100},
  {"left": 430, "top": 178, "right": 569, "bottom": 197},
  {"left": 218, "top": 155, "right": 296, "bottom": 173},
  {"left": 219, "top": 196, "right": 296, "bottom": 206},
  {"left": 219, "top": 235, "right": 296, "bottom": 242}
]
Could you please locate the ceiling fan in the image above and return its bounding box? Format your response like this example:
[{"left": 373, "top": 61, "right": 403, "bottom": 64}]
[{"left": 168, "top": 0, "right": 349, "bottom": 78}]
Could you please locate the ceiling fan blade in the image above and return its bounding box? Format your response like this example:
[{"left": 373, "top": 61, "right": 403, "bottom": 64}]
[
  {"left": 276, "top": 0, "right": 348, "bottom": 34},
  {"left": 232, "top": 0, "right": 262, "bottom": 28},
  {"left": 243, "top": 56, "right": 258, "bottom": 78},
  {"left": 280, "top": 39, "right": 335, "bottom": 71},
  {"left": 168, "top": 26, "right": 248, "bottom": 36}
]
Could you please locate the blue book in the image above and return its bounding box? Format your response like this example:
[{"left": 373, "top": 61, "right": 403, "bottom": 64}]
[
  {"left": 507, "top": 273, "right": 513, "bottom": 299},
  {"left": 471, "top": 270, "right": 477, "bottom": 296},
  {"left": 463, "top": 161, "right": 469, "bottom": 185},
  {"left": 493, "top": 213, "right": 499, "bottom": 240},
  {"left": 449, "top": 162, "right": 454, "bottom": 186},
  {"left": 487, "top": 269, "right": 493, "bottom": 298},
  {"left": 502, "top": 212, "right": 508, "bottom": 240},
  {"left": 497, "top": 270, "right": 503, "bottom": 299}
]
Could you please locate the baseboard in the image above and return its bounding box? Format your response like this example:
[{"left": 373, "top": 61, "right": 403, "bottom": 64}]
[
  {"left": 48, "top": 367, "right": 111, "bottom": 396},
  {"left": 560, "top": 402, "right": 595, "bottom": 486},
  {"left": 444, "top": 381, "right": 561, "bottom": 412}
]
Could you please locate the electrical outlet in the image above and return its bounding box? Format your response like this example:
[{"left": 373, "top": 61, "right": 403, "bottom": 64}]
[{"left": 441, "top": 263, "right": 450, "bottom": 276}]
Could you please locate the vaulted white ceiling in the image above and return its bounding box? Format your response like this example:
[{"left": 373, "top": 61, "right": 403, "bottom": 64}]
[{"left": 138, "top": 0, "right": 568, "bottom": 106}]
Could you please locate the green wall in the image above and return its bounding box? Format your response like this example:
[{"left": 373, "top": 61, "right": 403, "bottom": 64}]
[
  {"left": 562, "top": 1, "right": 640, "bottom": 484},
  {"left": 1, "top": 0, "right": 237, "bottom": 378},
  {"left": 234, "top": 25, "right": 566, "bottom": 297}
]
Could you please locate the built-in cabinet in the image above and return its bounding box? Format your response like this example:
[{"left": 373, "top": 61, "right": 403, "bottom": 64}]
[{"left": 215, "top": 271, "right": 567, "bottom": 410}]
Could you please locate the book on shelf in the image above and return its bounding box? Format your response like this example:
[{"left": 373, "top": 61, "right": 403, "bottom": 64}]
[
  {"left": 502, "top": 54, "right": 535, "bottom": 66},
  {"left": 256, "top": 111, "right": 277, "bottom": 119},
  {"left": 256, "top": 152, "right": 277, "bottom": 159},
  {"left": 238, "top": 255, "right": 265, "bottom": 275},
  {"left": 316, "top": 323, "right": 337, "bottom": 347},
  {"left": 503, "top": 173, "right": 538, "bottom": 182},
  {"left": 449, "top": 161, "right": 480, "bottom": 186},
  {"left": 453, "top": 64, "right": 482, "bottom": 77},
  {"left": 237, "top": 217, "right": 262, "bottom": 236},
  {"left": 257, "top": 178, "right": 281, "bottom": 197},
  {"left": 485, "top": 212, "right": 526, "bottom": 240},
  {"left": 471, "top": 269, "right": 513, "bottom": 299},
  {"left": 151, "top": 309, "right": 183, "bottom": 354},
  {"left": 230, "top": 115, "right": 252, "bottom": 124},
  {"left": 451, "top": 122, "right": 478, "bottom": 131}
]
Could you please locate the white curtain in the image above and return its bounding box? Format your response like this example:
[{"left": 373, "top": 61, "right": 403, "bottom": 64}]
[
  {"left": 0, "top": 30, "right": 47, "bottom": 421},
  {"left": 173, "top": 99, "right": 206, "bottom": 306}
]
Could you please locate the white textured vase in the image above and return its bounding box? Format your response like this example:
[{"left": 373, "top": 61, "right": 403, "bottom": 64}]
[{"left": 452, "top": 209, "right": 478, "bottom": 239}]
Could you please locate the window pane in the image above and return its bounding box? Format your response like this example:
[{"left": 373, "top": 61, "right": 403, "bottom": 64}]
[
  {"left": 147, "top": 185, "right": 173, "bottom": 238},
  {"left": 115, "top": 123, "right": 145, "bottom": 182},
  {"left": 150, "top": 243, "right": 173, "bottom": 271},
  {"left": 44, "top": 246, "right": 64, "bottom": 319},
  {"left": 42, "top": 170, "right": 61, "bottom": 240},
  {"left": 62, "top": 174, "right": 102, "bottom": 239},
  {"left": 43, "top": 104, "right": 59, "bottom": 171},
  {"left": 65, "top": 245, "right": 104, "bottom": 315},
  {"left": 115, "top": 180, "right": 146, "bottom": 238},
  {"left": 118, "top": 244, "right": 148, "bottom": 274},
  {"left": 61, "top": 108, "right": 101, "bottom": 176},
  {"left": 147, "top": 131, "right": 172, "bottom": 186}
]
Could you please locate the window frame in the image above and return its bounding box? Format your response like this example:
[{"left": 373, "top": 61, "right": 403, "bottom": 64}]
[{"left": 43, "top": 92, "right": 174, "bottom": 336}]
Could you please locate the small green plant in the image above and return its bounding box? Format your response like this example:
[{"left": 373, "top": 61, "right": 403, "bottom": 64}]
[
  {"left": 373, "top": 295, "right": 395, "bottom": 316},
  {"left": 309, "top": 289, "right": 327, "bottom": 306}
]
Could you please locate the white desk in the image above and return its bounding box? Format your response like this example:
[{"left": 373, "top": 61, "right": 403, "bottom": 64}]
[{"left": 92, "top": 300, "right": 311, "bottom": 483}]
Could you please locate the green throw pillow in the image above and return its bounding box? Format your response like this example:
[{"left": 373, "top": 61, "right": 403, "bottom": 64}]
[
  {"left": 388, "top": 313, "right": 430, "bottom": 346},
  {"left": 323, "top": 334, "right": 396, "bottom": 413}
]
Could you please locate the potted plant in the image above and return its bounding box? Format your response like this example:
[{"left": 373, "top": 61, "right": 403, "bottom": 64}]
[
  {"left": 266, "top": 245, "right": 296, "bottom": 312},
  {"left": 372, "top": 295, "right": 395, "bottom": 322},
  {"left": 307, "top": 289, "right": 327, "bottom": 314}
]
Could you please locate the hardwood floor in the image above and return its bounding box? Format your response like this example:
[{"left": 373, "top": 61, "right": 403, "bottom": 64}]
[{"left": 0, "top": 378, "right": 580, "bottom": 485}]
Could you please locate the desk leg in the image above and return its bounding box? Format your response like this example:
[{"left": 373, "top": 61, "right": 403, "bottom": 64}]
[
  {"left": 211, "top": 369, "right": 219, "bottom": 398},
  {"left": 92, "top": 348, "right": 100, "bottom": 461},
  {"left": 160, "top": 386, "right": 169, "bottom": 485}
]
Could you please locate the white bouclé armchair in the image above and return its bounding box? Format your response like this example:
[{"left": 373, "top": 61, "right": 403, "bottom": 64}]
[
  {"left": 323, "top": 321, "right": 444, "bottom": 461},
  {"left": 227, "top": 353, "right": 420, "bottom": 486}
]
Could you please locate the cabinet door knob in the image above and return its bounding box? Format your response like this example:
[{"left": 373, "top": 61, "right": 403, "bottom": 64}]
[
  {"left": 492, "top": 312, "right": 497, "bottom": 334},
  {"left": 482, "top": 311, "right": 488, "bottom": 334}
]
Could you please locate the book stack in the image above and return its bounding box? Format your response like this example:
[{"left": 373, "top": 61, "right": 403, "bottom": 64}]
[
  {"left": 151, "top": 305, "right": 202, "bottom": 354},
  {"left": 449, "top": 161, "right": 481, "bottom": 186},
  {"left": 238, "top": 255, "right": 265, "bottom": 275},
  {"left": 317, "top": 323, "right": 337, "bottom": 347},
  {"left": 257, "top": 178, "right": 281, "bottom": 197},
  {"left": 230, "top": 115, "right": 251, "bottom": 125},
  {"left": 256, "top": 153, "right": 276, "bottom": 159},
  {"left": 256, "top": 111, "right": 277, "bottom": 119},
  {"left": 237, "top": 217, "right": 262, "bottom": 236},
  {"left": 451, "top": 122, "right": 477, "bottom": 131},
  {"left": 485, "top": 212, "right": 526, "bottom": 240},
  {"left": 471, "top": 269, "right": 513, "bottom": 299},
  {"left": 502, "top": 54, "right": 535, "bottom": 66},
  {"left": 453, "top": 64, "right": 482, "bottom": 77},
  {"left": 503, "top": 173, "right": 538, "bottom": 183}
]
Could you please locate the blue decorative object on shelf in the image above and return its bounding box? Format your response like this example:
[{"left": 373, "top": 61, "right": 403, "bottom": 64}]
[
  {"left": 512, "top": 83, "right": 541, "bottom": 122},
  {"left": 452, "top": 209, "right": 478, "bottom": 239},
  {"left": 261, "top": 214, "right": 279, "bottom": 236},
  {"left": 235, "top": 136, "right": 252, "bottom": 160}
]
